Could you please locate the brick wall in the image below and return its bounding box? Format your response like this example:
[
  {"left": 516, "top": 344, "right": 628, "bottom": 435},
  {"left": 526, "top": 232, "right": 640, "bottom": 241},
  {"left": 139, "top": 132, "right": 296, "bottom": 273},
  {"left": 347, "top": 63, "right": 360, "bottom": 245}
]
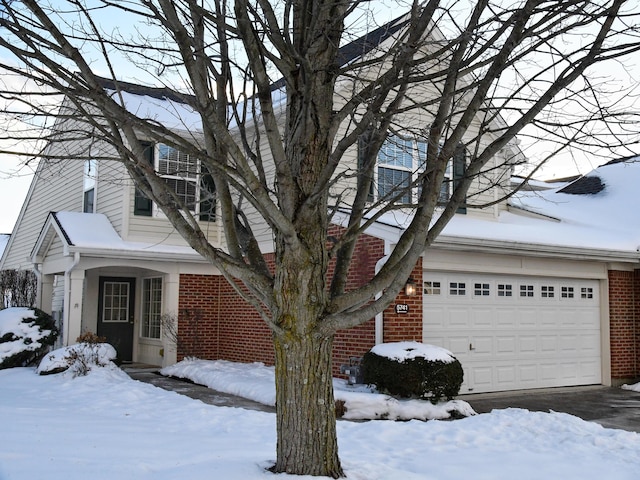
[
  {"left": 608, "top": 270, "right": 640, "bottom": 380},
  {"left": 382, "top": 259, "right": 423, "bottom": 343},
  {"left": 177, "top": 229, "right": 423, "bottom": 375}
]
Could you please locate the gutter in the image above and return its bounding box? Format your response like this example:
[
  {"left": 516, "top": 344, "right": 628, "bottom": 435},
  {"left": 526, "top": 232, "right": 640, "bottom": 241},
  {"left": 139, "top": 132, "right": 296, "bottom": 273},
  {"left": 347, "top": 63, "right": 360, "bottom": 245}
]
[{"left": 432, "top": 235, "right": 640, "bottom": 263}]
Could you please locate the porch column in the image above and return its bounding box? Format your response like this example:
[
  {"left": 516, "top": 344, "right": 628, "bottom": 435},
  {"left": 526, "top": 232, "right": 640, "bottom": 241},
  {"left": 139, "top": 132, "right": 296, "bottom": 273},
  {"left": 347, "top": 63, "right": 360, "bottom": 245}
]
[
  {"left": 162, "top": 271, "right": 180, "bottom": 367},
  {"left": 39, "top": 274, "right": 54, "bottom": 314},
  {"left": 65, "top": 269, "right": 86, "bottom": 345}
]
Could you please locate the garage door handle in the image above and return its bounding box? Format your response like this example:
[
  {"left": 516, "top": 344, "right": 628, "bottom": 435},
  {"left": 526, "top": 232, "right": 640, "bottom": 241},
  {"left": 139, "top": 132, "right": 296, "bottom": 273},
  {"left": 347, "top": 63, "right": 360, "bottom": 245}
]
[{"left": 469, "top": 343, "right": 475, "bottom": 351}]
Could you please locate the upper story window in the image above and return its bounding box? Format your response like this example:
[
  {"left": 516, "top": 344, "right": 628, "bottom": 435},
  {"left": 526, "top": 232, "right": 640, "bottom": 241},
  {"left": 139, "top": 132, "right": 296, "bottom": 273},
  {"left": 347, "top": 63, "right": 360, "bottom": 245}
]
[
  {"left": 362, "top": 134, "right": 467, "bottom": 211},
  {"left": 83, "top": 159, "right": 97, "bottom": 213},
  {"left": 376, "top": 136, "right": 424, "bottom": 204},
  {"left": 134, "top": 142, "right": 215, "bottom": 221}
]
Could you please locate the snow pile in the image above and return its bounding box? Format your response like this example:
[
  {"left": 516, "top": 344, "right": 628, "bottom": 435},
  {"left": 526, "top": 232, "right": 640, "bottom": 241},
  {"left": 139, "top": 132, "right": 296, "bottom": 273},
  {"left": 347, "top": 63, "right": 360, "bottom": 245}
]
[
  {"left": 161, "top": 358, "right": 474, "bottom": 420},
  {"left": 37, "top": 343, "right": 117, "bottom": 376},
  {"left": 2, "top": 364, "right": 640, "bottom": 479},
  {"left": 622, "top": 381, "right": 640, "bottom": 393},
  {"left": 0, "top": 307, "right": 56, "bottom": 367}
]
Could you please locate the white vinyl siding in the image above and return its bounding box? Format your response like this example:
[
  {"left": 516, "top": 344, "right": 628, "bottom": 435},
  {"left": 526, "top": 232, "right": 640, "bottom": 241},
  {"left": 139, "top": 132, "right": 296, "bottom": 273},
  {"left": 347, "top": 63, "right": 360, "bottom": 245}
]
[{"left": 1, "top": 145, "right": 85, "bottom": 270}]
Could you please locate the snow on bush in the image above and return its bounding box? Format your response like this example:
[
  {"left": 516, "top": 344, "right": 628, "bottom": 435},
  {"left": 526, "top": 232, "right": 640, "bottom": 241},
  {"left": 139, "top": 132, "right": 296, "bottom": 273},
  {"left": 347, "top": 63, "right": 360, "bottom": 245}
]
[
  {"left": 369, "top": 341, "right": 457, "bottom": 363},
  {"left": 37, "top": 341, "right": 117, "bottom": 376},
  {"left": 363, "top": 341, "right": 464, "bottom": 403},
  {"left": 0, "top": 307, "right": 58, "bottom": 369}
]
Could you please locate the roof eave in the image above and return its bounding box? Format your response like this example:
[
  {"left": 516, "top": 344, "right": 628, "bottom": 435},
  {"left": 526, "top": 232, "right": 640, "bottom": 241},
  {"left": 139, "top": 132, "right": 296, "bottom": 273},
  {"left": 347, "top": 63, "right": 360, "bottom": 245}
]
[{"left": 433, "top": 235, "right": 640, "bottom": 263}]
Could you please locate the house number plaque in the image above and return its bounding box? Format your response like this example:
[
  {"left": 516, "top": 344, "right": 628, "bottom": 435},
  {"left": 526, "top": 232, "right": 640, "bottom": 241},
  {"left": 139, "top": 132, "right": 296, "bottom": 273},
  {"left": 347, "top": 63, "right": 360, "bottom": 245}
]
[{"left": 395, "top": 304, "right": 409, "bottom": 314}]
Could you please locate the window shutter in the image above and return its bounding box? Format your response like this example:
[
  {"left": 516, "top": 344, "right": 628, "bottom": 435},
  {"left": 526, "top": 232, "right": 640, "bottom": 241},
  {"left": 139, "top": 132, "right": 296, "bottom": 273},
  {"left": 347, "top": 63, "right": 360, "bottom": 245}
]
[
  {"left": 358, "top": 131, "right": 375, "bottom": 203},
  {"left": 134, "top": 142, "right": 154, "bottom": 216},
  {"left": 199, "top": 166, "right": 216, "bottom": 222},
  {"left": 453, "top": 143, "right": 467, "bottom": 214}
]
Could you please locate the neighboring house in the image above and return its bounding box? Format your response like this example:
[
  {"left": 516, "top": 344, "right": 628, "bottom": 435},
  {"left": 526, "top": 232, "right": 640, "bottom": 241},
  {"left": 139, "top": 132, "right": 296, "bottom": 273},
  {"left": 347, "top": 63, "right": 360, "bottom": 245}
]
[{"left": 1, "top": 16, "right": 639, "bottom": 395}]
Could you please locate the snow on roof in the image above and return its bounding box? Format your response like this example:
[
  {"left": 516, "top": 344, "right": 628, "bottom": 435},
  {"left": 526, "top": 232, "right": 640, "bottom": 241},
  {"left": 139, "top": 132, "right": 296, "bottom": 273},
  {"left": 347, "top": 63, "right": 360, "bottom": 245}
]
[
  {"left": 51, "top": 212, "right": 202, "bottom": 258},
  {"left": 348, "top": 158, "right": 640, "bottom": 259},
  {"left": 508, "top": 158, "right": 640, "bottom": 253}
]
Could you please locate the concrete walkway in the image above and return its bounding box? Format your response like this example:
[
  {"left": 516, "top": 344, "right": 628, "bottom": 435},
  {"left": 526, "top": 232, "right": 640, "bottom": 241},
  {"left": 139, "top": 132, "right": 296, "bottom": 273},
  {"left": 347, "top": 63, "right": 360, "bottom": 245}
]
[
  {"left": 123, "top": 365, "right": 275, "bottom": 413},
  {"left": 124, "top": 365, "right": 640, "bottom": 432}
]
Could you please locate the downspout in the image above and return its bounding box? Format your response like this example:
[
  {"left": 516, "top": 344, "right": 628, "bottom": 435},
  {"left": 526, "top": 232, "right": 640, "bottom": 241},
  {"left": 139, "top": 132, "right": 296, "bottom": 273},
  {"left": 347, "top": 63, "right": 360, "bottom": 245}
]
[{"left": 63, "top": 252, "right": 81, "bottom": 346}]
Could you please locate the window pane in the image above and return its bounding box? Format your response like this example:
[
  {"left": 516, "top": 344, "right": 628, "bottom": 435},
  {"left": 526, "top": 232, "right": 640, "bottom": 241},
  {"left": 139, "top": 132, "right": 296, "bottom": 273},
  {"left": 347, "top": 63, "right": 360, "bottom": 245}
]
[
  {"left": 378, "top": 136, "right": 413, "bottom": 168},
  {"left": 378, "top": 167, "right": 411, "bottom": 203},
  {"left": 142, "top": 277, "right": 162, "bottom": 339}
]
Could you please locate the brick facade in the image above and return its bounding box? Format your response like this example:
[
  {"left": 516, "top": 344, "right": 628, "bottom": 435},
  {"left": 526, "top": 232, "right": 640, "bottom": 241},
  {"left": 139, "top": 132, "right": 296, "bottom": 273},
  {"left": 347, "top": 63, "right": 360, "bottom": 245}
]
[
  {"left": 609, "top": 270, "right": 640, "bottom": 381},
  {"left": 176, "top": 229, "right": 425, "bottom": 376}
]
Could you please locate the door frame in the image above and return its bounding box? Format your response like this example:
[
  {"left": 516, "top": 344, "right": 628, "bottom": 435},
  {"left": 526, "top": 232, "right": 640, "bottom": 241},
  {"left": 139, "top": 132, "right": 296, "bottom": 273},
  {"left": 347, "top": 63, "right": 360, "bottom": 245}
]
[{"left": 97, "top": 276, "right": 136, "bottom": 362}]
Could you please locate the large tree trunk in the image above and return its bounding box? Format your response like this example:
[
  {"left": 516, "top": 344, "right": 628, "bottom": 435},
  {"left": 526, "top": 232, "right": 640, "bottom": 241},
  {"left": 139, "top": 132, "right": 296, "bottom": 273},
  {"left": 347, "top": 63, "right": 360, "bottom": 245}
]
[{"left": 271, "top": 332, "right": 343, "bottom": 478}]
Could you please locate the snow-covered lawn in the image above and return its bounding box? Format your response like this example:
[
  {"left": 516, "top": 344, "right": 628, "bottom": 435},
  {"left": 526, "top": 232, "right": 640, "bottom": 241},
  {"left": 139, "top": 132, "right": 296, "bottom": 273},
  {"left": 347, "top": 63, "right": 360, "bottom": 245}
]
[{"left": 2, "top": 362, "right": 640, "bottom": 479}]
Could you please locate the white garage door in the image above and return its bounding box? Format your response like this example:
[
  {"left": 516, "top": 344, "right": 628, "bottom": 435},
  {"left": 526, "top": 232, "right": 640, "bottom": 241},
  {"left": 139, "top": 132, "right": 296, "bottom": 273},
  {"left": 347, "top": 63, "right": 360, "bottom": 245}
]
[{"left": 422, "top": 272, "right": 601, "bottom": 393}]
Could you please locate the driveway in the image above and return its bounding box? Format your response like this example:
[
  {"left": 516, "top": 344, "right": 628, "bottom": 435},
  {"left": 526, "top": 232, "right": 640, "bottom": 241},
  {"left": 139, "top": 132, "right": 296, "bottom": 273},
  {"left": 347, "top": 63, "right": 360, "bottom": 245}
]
[{"left": 463, "top": 385, "right": 640, "bottom": 433}]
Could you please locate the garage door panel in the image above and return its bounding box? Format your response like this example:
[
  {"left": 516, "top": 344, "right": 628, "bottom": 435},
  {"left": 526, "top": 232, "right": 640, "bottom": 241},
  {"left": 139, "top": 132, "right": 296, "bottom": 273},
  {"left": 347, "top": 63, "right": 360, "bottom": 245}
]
[
  {"left": 423, "top": 272, "right": 601, "bottom": 393},
  {"left": 449, "top": 308, "right": 470, "bottom": 327},
  {"left": 472, "top": 307, "right": 494, "bottom": 327},
  {"left": 423, "top": 306, "right": 446, "bottom": 328},
  {"left": 518, "top": 309, "right": 538, "bottom": 327}
]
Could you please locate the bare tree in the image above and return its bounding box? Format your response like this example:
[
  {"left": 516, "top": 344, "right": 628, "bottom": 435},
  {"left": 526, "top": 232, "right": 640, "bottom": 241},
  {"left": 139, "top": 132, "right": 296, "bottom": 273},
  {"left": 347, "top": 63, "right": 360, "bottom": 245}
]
[{"left": 2, "top": 0, "right": 640, "bottom": 477}]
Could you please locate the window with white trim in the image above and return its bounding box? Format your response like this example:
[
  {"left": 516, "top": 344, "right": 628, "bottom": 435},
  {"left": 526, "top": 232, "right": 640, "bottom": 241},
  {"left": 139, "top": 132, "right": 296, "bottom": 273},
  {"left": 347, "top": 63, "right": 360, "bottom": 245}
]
[
  {"left": 83, "top": 159, "right": 97, "bottom": 213},
  {"left": 134, "top": 142, "right": 216, "bottom": 221},
  {"left": 376, "top": 135, "right": 425, "bottom": 204},
  {"left": 497, "top": 284, "right": 512, "bottom": 297},
  {"left": 359, "top": 134, "right": 467, "bottom": 210},
  {"left": 141, "top": 277, "right": 162, "bottom": 339}
]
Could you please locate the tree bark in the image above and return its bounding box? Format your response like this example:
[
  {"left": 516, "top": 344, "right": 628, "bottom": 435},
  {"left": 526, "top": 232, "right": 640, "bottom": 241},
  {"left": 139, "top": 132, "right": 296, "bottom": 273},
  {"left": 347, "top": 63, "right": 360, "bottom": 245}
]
[{"left": 272, "top": 332, "right": 343, "bottom": 478}]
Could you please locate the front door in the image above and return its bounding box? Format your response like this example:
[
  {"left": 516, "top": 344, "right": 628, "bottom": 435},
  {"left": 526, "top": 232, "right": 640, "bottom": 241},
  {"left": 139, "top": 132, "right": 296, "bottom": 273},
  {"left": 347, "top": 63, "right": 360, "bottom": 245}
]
[{"left": 97, "top": 277, "right": 135, "bottom": 362}]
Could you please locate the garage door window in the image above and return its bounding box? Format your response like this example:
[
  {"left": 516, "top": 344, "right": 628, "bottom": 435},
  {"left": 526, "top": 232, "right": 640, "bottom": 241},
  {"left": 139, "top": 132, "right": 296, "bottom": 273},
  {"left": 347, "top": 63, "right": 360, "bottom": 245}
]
[
  {"left": 581, "top": 287, "right": 594, "bottom": 299},
  {"left": 424, "top": 281, "right": 441, "bottom": 295},
  {"left": 541, "top": 285, "right": 555, "bottom": 298},
  {"left": 450, "top": 282, "right": 466, "bottom": 295},
  {"left": 497, "top": 284, "right": 512, "bottom": 297},
  {"left": 474, "top": 283, "right": 490, "bottom": 296},
  {"left": 561, "top": 286, "right": 575, "bottom": 298},
  {"left": 520, "top": 285, "right": 534, "bottom": 297}
]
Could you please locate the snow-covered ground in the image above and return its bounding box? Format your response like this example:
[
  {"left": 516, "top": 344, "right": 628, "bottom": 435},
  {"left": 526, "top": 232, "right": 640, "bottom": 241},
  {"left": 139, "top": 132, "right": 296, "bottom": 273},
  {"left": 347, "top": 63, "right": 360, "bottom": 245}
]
[{"left": 2, "top": 361, "right": 640, "bottom": 480}]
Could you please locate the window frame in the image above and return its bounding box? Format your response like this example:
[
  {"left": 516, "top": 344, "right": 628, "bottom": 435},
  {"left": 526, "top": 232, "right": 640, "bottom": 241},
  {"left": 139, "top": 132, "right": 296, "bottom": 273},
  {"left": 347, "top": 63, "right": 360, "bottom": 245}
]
[
  {"left": 83, "top": 159, "right": 97, "bottom": 214},
  {"left": 366, "top": 135, "right": 467, "bottom": 210},
  {"left": 133, "top": 142, "right": 216, "bottom": 221},
  {"left": 140, "top": 277, "right": 163, "bottom": 340}
]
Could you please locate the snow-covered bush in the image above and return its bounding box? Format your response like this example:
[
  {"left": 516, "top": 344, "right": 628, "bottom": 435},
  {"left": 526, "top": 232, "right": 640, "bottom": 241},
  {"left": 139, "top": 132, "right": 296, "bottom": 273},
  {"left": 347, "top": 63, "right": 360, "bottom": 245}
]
[
  {"left": 0, "top": 307, "right": 58, "bottom": 369},
  {"left": 362, "top": 341, "right": 464, "bottom": 404},
  {"left": 37, "top": 333, "right": 116, "bottom": 376}
]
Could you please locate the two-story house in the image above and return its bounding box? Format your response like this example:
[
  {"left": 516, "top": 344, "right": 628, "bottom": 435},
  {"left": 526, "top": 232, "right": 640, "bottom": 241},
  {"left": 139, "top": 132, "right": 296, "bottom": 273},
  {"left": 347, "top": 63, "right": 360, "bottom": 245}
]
[{"left": 2, "top": 16, "right": 639, "bottom": 394}]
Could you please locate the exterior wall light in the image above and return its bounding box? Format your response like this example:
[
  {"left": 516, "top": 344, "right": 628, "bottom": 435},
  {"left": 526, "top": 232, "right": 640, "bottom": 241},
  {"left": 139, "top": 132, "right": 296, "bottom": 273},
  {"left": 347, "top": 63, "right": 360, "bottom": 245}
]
[{"left": 405, "top": 278, "right": 418, "bottom": 296}]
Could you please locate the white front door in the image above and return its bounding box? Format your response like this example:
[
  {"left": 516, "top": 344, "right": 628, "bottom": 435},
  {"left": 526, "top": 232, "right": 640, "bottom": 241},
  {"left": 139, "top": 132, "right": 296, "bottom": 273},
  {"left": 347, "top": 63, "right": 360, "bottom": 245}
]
[{"left": 423, "top": 272, "right": 601, "bottom": 393}]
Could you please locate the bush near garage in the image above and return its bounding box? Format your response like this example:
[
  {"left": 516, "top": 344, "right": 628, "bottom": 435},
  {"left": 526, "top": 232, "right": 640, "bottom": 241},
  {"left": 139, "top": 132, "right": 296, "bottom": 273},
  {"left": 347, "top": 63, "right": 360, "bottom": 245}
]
[
  {"left": 0, "top": 307, "right": 58, "bottom": 369},
  {"left": 362, "top": 341, "right": 464, "bottom": 404}
]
